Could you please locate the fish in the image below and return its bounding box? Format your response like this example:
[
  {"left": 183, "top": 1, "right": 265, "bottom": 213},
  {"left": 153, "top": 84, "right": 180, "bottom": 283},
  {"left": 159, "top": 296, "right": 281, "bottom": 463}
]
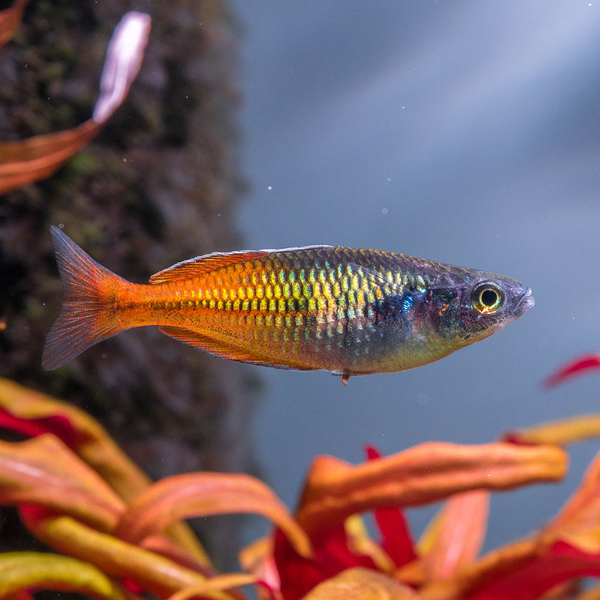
[{"left": 42, "top": 226, "right": 534, "bottom": 383}]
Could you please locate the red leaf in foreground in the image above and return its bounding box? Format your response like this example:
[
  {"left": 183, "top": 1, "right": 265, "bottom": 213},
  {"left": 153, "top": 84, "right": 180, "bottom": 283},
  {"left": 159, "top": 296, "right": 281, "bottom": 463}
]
[
  {"left": 0, "top": 380, "right": 209, "bottom": 566},
  {"left": 543, "top": 354, "right": 600, "bottom": 389},
  {"left": 0, "top": 407, "right": 77, "bottom": 448},
  {"left": 121, "top": 578, "right": 144, "bottom": 594},
  {"left": 375, "top": 507, "right": 417, "bottom": 569},
  {"left": 364, "top": 445, "right": 382, "bottom": 460},
  {"left": 365, "top": 444, "right": 416, "bottom": 568},
  {"left": 274, "top": 526, "right": 377, "bottom": 600},
  {"left": 467, "top": 541, "right": 600, "bottom": 600}
]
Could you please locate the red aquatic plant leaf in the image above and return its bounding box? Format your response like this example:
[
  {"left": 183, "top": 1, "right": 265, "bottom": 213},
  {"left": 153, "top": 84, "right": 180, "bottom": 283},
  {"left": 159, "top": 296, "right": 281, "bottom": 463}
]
[
  {"left": 0, "top": 405, "right": 76, "bottom": 446},
  {"left": 420, "top": 448, "right": 600, "bottom": 600},
  {"left": 0, "top": 551, "right": 126, "bottom": 599},
  {"left": 365, "top": 445, "right": 416, "bottom": 568},
  {"left": 4, "top": 592, "right": 34, "bottom": 600},
  {"left": 462, "top": 541, "right": 600, "bottom": 600},
  {"left": 0, "top": 0, "right": 27, "bottom": 46},
  {"left": 274, "top": 526, "right": 377, "bottom": 600},
  {"left": 115, "top": 472, "right": 312, "bottom": 559},
  {"left": 0, "top": 434, "right": 124, "bottom": 531},
  {"left": 0, "top": 379, "right": 149, "bottom": 501},
  {"left": 375, "top": 507, "right": 416, "bottom": 569},
  {"left": 543, "top": 354, "right": 600, "bottom": 389},
  {"left": 122, "top": 578, "right": 144, "bottom": 594},
  {"left": 295, "top": 442, "right": 566, "bottom": 540},
  {"left": 0, "top": 379, "right": 210, "bottom": 567},
  {"left": 301, "top": 567, "right": 420, "bottom": 600},
  {"left": 0, "top": 11, "right": 150, "bottom": 195}
]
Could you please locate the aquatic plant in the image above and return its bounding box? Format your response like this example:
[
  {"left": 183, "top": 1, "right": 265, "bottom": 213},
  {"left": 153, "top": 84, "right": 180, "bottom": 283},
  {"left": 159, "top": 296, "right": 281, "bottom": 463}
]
[
  {"left": 0, "top": 2, "right": 150, "bottom": 195},
  {"left": 544, "top": 354, "right": 600, "bottom": 390},
  {"left": 1, "top": 377, "right": 600, "bottom": 600}
]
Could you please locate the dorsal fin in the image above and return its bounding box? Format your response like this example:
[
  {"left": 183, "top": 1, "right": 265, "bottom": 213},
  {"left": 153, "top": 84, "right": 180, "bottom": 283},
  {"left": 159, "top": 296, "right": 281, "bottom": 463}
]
[
  {"left": 149, "top": 244, "right": 333, "bottom": 285},
  {"left": 149, "top": 250, "right": 268, "bottom": 285}
]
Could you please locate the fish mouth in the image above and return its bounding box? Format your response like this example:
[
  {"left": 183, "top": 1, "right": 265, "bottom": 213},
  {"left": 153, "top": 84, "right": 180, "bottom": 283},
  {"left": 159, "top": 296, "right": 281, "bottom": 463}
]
[{"left": 517, "top": 287, "right": 535, "bottom": 311}]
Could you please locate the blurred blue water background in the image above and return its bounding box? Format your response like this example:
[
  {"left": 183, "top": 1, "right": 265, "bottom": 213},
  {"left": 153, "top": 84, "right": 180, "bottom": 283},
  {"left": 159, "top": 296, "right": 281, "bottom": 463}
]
[{"left": 231, "top": 1, "right": 600, "bottom": 550}]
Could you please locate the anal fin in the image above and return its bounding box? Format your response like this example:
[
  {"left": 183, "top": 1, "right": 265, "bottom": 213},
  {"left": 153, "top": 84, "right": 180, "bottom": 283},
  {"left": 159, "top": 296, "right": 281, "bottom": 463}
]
[{"left": 159, "top": 325, "right": 258, "bottom": 365}]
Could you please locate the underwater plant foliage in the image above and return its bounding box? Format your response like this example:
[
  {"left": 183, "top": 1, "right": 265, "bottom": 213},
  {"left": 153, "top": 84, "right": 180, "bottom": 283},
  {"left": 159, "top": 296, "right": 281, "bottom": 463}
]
[{"left": 2, "top": 375, "right": 600, "bottom": 599}]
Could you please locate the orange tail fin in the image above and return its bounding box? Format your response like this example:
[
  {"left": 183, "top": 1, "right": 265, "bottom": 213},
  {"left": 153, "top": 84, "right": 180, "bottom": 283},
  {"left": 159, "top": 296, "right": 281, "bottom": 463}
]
[{"left": 42, "top": 226, "right": 127, "bottom": 370}]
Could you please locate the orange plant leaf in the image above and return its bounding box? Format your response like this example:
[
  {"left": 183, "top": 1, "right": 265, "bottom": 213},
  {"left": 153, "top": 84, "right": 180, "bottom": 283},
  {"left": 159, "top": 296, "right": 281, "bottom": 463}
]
[
  {"left": 344, "top": 515, "right": 396, "bottom": 574},
  {"left": 419, "top": 448, "right": 600, "bottom": 600},
  {"left": 420, "top": 535, "right": 600, "bottom": 600},
  {"left": 421, "top": 490, "right": 490, "bottom": 581},
  {"left": 21, "top": 512, "right": 236, "bottom": 600},
  {"left": 0, "top": 434, "right": 123, "bottom": 531},
  {"left": 302, "top": 567, "right": 420, "bottom": 600},
  {"left": 0, "top": 379, "right": 149, "bottom": 500},
  {"left": 116, "top": 473, "right": 312, "bottom": 559},
  {"left": 0, "top": 11, "right": 150, "bottom": 195},
  {"left": 239, "top": 536, "right": 273, "bottom": 575},
  {"left": 0, "top": 379, "right": 209, "bottom": 565},
  {"left": 504, "top": 414, "right": 600, "bottom": 447},
  {"left": 546, "top": 448, "right": 600, "bottom": 553},
  {"left": 295, "top": 442, "right": 566, "bottom": 539},
  {"left": 420, "top": 537, "right": 545, "bottom": 600},
  {"left": 462, "top": 540, "right": 600, "bottom": 600},
  {"left": 543, "top": 354, "right": 600, "bottom": 389},
  {"left": 0, "top": 121, "right": 101, "bottom": 195},
  {"left": 239, "top": 537, "right": 280, "bottom": 593},
  {"left": 139, "top": 536, "right": 213, "bottom": 576},
  {"left": 0, "top": 552, "right": 125, "bottom": 599},
  {"left": 167, "top": 575, "right": 258, "bottom": 600},
  {"left": 0, "top": 0, "right": 27, "bottom": 46}
]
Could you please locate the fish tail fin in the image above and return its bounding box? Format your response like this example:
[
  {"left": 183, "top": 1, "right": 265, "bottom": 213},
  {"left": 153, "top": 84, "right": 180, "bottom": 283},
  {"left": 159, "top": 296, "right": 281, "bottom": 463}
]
[{"left": 42, "top": 226, "right": 128, "bottom": 371}]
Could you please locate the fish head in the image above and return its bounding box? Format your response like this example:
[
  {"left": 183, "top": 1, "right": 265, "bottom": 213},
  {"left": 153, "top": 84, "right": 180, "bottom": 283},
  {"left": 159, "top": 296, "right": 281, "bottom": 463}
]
[{"left": 427, "top": 272, "right": 534, "bottom": 348}]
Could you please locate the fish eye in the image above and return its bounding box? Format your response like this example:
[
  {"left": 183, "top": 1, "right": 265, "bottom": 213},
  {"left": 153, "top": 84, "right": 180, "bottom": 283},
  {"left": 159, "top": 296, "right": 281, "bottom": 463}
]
[{"left": 471, "top": 283, "right": 504, "bottom": 314}]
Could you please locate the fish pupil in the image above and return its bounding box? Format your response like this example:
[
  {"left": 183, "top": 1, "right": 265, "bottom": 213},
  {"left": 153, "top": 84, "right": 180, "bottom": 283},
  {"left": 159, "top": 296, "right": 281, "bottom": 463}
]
[{"left": 481, "top": 289, "right": 498, "bottom": 307}]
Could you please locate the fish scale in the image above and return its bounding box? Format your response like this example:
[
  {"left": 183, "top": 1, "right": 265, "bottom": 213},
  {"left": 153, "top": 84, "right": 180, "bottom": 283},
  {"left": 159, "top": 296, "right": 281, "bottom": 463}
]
[
  {"left": 42, "top": 227, "right": 534, "bottom": 381},
  {"left": 138, "top": 249, "right": 403, "bottom": 372}
]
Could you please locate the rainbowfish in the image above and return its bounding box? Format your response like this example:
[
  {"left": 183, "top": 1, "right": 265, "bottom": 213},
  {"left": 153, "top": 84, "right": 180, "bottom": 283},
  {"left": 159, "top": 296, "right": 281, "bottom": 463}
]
[{"left": 42, "top": 226, "right": 534, "bottom": 383}]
